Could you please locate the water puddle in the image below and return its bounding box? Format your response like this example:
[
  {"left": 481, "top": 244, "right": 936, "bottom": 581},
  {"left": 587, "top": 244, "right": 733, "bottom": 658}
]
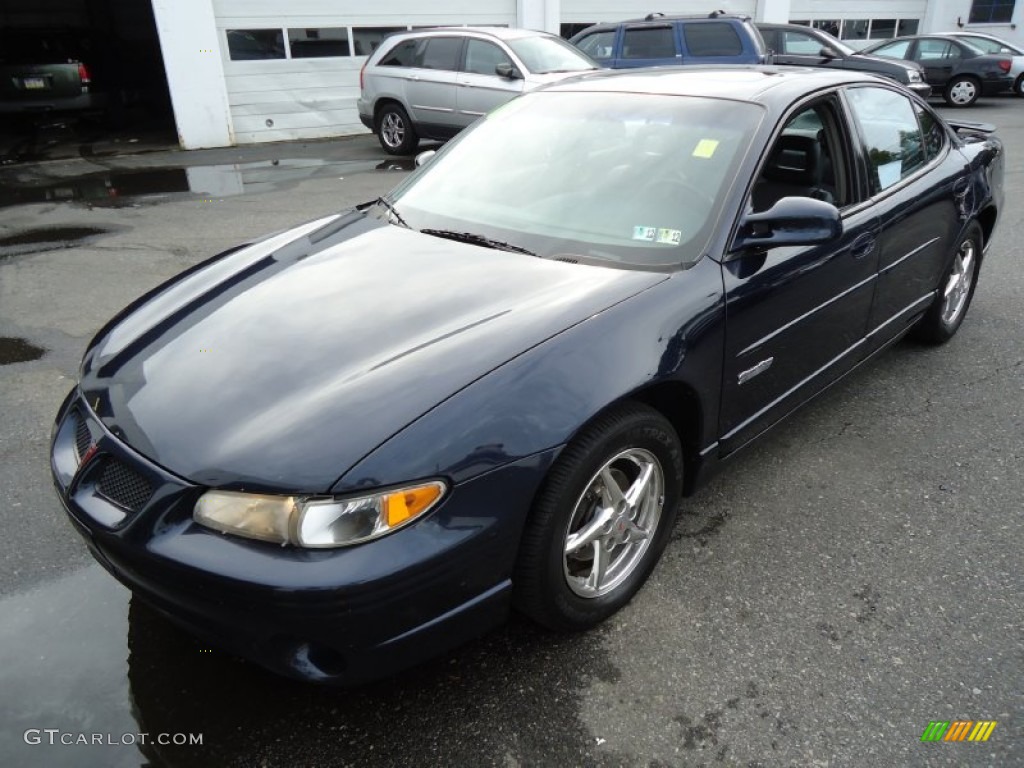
[
  {"left": 0, "top": 226, "right": 110, "bottom": 258},
  {"left": 0, "top": 157, "right": 406, "bottom": 211},
  {"left": 0, "top": 562, "right": 599, "bottom": 767},
  {"left": 0, "top": 337, "right": 45, "bottom": 364}
]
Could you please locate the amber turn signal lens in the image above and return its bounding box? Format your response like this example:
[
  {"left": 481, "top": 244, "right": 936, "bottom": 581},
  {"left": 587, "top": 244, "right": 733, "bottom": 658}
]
[{"left": 384, "top": 484, "right": 444, "bottom": 527}]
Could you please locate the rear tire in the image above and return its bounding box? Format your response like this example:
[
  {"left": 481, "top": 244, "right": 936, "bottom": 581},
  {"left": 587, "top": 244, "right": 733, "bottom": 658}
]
[
  {"left": 944, "top": 76, "right": 981, "bottom": 107},
  {"left": 376, "top": 103, "right": 419, "bottom": 155},
  {"left": 513, "top": 402, "right": 683, "bottom": 632},
  {"left": 914, "top": 222, "right": 981, "bottom": 344},
  {"left": 1015, "top": 74, "right": 1024, "bottom": 97}
]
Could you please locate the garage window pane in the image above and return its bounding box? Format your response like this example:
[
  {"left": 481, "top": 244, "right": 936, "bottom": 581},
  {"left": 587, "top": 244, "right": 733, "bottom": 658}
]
[
  {"left": 289, "top": 28, "right": 350, "bottom": 58},
  {"left": 683, "top": 22, "right": 742, "bottom": 56},
  {"left": 841, "top": 20, "right": 869, "bottom": 42},
  {"left": 622, "top": 27, "right": 676, "bottom": 59},
  {"left": 227, "top": 30, "right": 285, "bottom": 61},
  {"left": 869, "top": 20, "right": 897, "bottom": 39},
  {"left": 897, "top": 19, "right": 920, "bottom": 36},
  {"left": 353, "top": 27, "right": 404, "bottom": 57}
]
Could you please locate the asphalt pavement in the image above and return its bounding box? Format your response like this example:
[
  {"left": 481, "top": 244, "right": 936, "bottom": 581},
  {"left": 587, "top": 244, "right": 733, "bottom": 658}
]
[{"left": 0, "top": 99, "right": 1021, "bottom": 768}]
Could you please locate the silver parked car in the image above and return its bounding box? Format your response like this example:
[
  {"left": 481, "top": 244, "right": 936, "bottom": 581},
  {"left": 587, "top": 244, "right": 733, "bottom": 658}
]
[
  {"left": 946, "top": 32, "right": 1024, "bottom": 95},
  {"left": 357, "top": 27, "right": 598, "bottom": 154}
]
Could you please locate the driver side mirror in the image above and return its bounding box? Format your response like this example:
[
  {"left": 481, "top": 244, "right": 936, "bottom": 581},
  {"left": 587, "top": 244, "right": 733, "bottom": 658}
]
[
  {"left": 820, "top": 46, "right": 839, "bottom": 59},
  {"left": 414, "top": 149, "right": 436, "bottom": 168},
  {"left": 495, "top": 62, "right": 522, "bottom": 80},
  {"left": 730, "top": 197, "right": 842, "bottom": 255}
]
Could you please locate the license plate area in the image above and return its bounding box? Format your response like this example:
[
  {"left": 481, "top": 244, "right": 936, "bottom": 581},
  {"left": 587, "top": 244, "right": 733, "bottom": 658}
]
[{"left": 22, "top": 76, "right": 48, "bottom": 90}]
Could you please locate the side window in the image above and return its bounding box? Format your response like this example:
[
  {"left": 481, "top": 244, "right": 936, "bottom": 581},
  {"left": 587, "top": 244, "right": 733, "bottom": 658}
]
[
  {"left": 782, "top": 30, "right": 822, "bottom": 55},
  {"left": 416, "top": 37, "right": 462, "bottom": 71},
  {"left": 870, "top": 40, "right": 911, "bottom": 59},
  {"left": 683, "top": 22, "right": 742, "bottom": 56},
  {"left": 751, "top": 101, "right": 849, "bottom": 212},
  {"left": 576, "top": 30, "right": 615, "bottom": 61},
  {"left": 916, "top": 40, "right": 959, "bottom": 61},
  {"left": 379, "top": 39, "right": 418, "bottom": 67},
  {"left": 463, "top": 39, "right": 512, "bottom": 75},
  {"left": 622, "top": 26, "right": 676, "bottom": 59},
  {"left": 846, "top": 87, "right": 927, "bottom": 194},
  {"left": 915, "top": 103, "right": 947, "bottom": 159}
]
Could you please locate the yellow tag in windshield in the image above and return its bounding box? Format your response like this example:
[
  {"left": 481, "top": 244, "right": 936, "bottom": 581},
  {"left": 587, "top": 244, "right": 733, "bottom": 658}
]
[{"left": 692, "top": 139, "right": 719, "bottom": 159}]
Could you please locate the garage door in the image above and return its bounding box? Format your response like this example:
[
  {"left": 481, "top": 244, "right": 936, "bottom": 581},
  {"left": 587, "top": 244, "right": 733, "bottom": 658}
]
[{"left": 213, "top": 0, "right": 517, "bottom": 144}]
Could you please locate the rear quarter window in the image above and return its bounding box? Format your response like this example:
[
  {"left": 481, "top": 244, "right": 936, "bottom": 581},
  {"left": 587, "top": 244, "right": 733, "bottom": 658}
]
[{"left": 683, "top": 22, "right": 743, "bottom": 57}]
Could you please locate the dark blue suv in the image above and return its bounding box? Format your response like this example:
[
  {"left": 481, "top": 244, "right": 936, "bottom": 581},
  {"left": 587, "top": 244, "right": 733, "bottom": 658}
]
[{"left": 569, "top": 12, "right": 767, "bottom": 68}]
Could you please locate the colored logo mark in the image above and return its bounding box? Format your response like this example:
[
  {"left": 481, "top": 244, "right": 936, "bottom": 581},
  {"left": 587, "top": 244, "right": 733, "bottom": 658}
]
[{"left": 921, "top": 720, "right": 997, "bottom": 742}]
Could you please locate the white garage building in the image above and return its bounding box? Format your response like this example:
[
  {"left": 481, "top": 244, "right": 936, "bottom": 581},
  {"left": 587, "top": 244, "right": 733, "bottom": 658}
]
[{"left": 154, "top": 0, "right": 1023, "bottom": 149}]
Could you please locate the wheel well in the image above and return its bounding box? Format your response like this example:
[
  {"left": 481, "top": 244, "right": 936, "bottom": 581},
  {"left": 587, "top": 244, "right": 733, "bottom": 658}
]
[
  {"left": 977, "top": 206, "right": 997, "bottom": 253},
  {"left": 629, "top": 382, "right": 704, "bottom": 495},
  {"left": 373, "top": 98, "right": 402, "bottom": 127}
]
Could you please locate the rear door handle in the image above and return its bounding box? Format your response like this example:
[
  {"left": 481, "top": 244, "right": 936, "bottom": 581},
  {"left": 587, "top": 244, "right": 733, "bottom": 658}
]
[{"left": 851, "top": 233, "right": 876, "bottom": 259}]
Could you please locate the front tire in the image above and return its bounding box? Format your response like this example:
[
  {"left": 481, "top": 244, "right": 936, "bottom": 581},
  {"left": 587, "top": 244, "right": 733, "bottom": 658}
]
[
  {"left": 944, "top": 76, "right": 981, "bottom": 107},
  {"left": 376, "top": 103, "right": 419, "bottom": 155},
  {"left": 513, "top": 402, "right": 683, "bottom": 632},
  {"left": 914, "top": 222, "right": 982, "bottom": 344}
]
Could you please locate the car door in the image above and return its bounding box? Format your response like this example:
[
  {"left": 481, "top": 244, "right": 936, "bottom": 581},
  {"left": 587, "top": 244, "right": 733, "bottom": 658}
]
[
  {"left": 454, "top": 38, "right": 524, "bottom": 126},
  {"left": 911, "top": 38, "right": 961, "bottom": 87},
  {"left": 403, "top": 36, "right": 464, "bottom": 135},
  {"left": 843, "top": 85, "right": 965, "bottom": 353},
  {"left": 614, "top": 24, "right": 680, "bottom": 68},
  {"left": 719, "top": 95, "right": 880, "bottom": 454}
]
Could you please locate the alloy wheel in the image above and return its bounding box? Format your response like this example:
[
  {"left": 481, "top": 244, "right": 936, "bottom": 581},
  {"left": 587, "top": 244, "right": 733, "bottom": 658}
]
[
  {"left": 941, "top": 237, "right": 976, "bottom": 326},
  {"left": 562, "top": 448, "right": 665, "bottom": 598}
]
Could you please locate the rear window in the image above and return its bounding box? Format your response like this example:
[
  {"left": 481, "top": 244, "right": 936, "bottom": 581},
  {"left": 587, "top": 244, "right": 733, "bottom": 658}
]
[
  {"left": 622, "top": 26, "right": 677, "bottom": 60},
  {"left": 379, "top": 39, "right": 418, "bottom": 66},
  {"left": 683, "top": 22, "right": 743, "bottom": 57}
]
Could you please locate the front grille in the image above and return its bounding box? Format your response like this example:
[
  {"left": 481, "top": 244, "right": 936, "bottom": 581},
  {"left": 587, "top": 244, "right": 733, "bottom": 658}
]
[
  {"left": 97, "top": 459, "right": 154, "bottom": 512},
  {"left": 74, "top": 411, "right": 92, "bottom": 461}
]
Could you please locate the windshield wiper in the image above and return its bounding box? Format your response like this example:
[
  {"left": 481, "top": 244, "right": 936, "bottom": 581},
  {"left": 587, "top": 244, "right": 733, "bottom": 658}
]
[
  {"left": 419, "top": 229, "right": 536, "bottom": 256},
  {"left": 376, "top": 197, "right": 409, "bottom": 228}
]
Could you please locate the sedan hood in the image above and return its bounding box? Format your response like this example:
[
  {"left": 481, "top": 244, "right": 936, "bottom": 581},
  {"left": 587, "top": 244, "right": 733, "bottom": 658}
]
[{"left": 81, "top": 212, "right": 665, "bottom": 492}]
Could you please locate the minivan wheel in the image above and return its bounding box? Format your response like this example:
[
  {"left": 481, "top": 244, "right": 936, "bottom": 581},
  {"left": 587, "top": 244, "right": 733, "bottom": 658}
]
[
  {"left": 944, "top": 76, "right": 980, "bottom": 107},
  {"left": 376, "top": 104, "right": 419, "bottom": 155}
]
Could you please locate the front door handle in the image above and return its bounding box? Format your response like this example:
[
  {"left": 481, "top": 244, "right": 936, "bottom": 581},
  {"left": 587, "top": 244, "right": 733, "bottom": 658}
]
[{"left": 851, "top": 233, "right": 876, "bottom": 259}]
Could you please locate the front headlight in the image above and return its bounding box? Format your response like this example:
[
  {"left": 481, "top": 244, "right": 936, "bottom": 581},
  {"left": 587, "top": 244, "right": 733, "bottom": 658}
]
[{"left": 193, "top": 481, "right": 446, "bottom": 548}]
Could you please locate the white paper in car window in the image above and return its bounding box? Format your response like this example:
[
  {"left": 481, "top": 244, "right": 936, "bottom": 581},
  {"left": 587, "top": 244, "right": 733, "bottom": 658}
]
[{"left": 877, "top": 160, "right": 901, "bottom": 190}]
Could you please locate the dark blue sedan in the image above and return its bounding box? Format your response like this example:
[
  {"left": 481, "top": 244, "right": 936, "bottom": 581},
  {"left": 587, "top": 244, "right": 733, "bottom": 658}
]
[{"left": 51, "top": 67, "right": 1003, "bottom": 684}]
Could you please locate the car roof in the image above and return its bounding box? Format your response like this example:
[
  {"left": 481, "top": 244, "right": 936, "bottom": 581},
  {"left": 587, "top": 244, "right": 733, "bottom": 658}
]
[
  {"left": 578, "top": 13, "right": 751, "bottom": 30},
  {"left": 541, "top": 65, "right": 891, "bottom": 103},
  {"left": 393, "top": 26, "right": 553, "bottom": 41}
]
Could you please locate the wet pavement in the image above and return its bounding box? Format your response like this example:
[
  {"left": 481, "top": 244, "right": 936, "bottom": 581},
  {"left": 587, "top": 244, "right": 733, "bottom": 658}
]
[{"left": 1, "top": 104, "right": 1023, "bottom": 766}]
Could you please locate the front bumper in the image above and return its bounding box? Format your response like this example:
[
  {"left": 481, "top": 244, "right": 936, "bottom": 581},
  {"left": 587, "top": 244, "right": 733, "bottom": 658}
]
[
  {"left": 908, "top": 82, "right": 932, "bottom": 98},
  {"left": 51, "top": 388, "right": 557, "bottom": 684}
]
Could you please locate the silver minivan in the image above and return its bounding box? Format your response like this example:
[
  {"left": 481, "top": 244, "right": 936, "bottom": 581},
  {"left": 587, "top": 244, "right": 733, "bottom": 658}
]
[{"left": 357, "top": 27, "right": 598, "bottom": 154}]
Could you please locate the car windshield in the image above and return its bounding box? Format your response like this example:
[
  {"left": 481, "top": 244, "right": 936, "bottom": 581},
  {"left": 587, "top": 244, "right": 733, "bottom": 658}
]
[
  {"left": 507, "top": 36, "right": 598, "bottom": 73},
  {"left": 389, "top": 91, "right": 763, "bottom": 268}
]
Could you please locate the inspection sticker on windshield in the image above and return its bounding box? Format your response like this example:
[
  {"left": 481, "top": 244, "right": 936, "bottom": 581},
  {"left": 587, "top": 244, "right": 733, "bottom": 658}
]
[
  {"left": 692, "top": 139, "right": 719, "bottom": 159},
  {"left": 632, "top": 226, "right": 657, "bottom": 241},
  {"left": 656, "top": 228, "right": 681, "bottom": 245}
]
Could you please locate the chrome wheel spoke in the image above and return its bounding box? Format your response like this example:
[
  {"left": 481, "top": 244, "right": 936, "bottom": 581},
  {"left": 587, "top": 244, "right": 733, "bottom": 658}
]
[
  {"left": 583, "top": 540, "right": 609, "bottom": 592},
  {"left": 564, "top": 506, "right": 614, "bottom": 555},
  {"left": 623, "top": 461, "right": 654, "bottom": 509},
  {"left": 599, "top": 467, "right": 625, "bottom": 507}
]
